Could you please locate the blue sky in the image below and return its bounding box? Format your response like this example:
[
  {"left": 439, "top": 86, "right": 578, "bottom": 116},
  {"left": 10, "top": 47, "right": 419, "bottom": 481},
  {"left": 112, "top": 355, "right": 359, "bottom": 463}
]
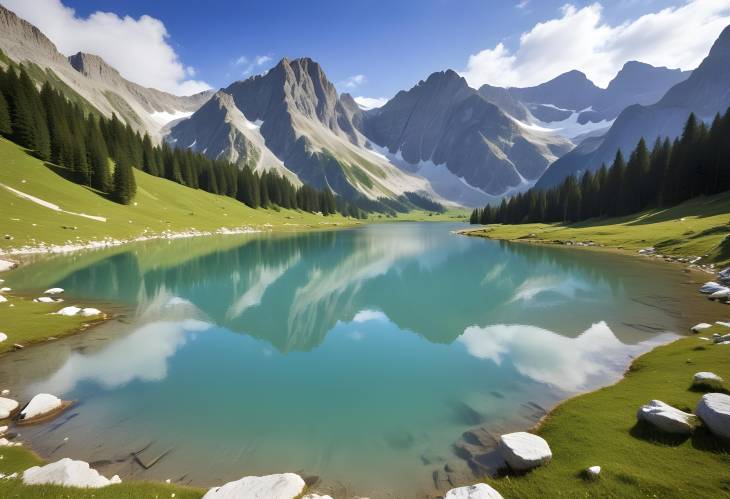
[{"left": 5, "top": 1, "right": 730, "bottom": 98}]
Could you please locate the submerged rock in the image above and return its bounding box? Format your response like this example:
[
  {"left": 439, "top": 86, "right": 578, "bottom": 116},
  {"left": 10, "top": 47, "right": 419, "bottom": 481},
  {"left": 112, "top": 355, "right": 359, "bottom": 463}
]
[
  {"left": 22, "top": 458, "right": 121, "bottom": 488},
  {"left": 21, "top": 393, "right": 63, "bottom": 420},
  {"left": 0, "top": 332, "right": 6, "bottom": 343},
  {"left": 637, "top": 400, "right": 696, "bottom": 435},
  {"left": 0, "top": 397, "right": 19, "bottom": 419},
  {"left": 696, "top": 393, "right": 730, "bottom": 440},
  {"left": 693, "top": 372, "right": 724, "bottom": 390},
  {"left": 445, "top": 483, "right": 504, "bottom": 498},
  {"left": 203, "top": 473, "right": 306, "bottom": 499},
  {"left": 0, "top": 295, "right": 7, "bottom": 303},
  {"left": 0, "top": 259, "right": 17, "bottom": 272},
  {"left": 497, "top": 432, "right": 552, "bottom": 471}
]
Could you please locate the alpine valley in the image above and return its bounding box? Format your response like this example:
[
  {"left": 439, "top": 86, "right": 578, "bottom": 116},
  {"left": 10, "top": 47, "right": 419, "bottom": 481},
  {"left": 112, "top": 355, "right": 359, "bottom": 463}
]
[{"left": 3, "top": 4, "right": 727, "bottom": 210}]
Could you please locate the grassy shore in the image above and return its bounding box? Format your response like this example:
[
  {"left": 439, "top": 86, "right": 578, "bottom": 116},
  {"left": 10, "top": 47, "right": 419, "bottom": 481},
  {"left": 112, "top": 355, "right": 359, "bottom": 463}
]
[
  {"left": 483, "top": 325, "right": 730, "bottom": 498},
  {"left": 463, "top": 192, "right": 730, "bottom": 267},
  {"left": 0, "top": 138, "right": 359, "bottom": 252}
]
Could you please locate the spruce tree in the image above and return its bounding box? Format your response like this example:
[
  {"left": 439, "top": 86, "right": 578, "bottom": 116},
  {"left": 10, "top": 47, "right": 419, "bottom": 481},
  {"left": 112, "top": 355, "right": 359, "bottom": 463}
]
[
  {"left": 111, "top": 153, "right": 136, "bottom": 204},
  {"left": 0, "top": 91, "right": 11, "bottom": 136}
]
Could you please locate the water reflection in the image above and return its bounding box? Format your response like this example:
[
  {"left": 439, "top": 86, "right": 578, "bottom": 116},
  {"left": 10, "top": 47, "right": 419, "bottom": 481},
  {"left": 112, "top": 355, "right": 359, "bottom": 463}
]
[{"left": 457, "top": 321, "right": 671, "bottom": 392}]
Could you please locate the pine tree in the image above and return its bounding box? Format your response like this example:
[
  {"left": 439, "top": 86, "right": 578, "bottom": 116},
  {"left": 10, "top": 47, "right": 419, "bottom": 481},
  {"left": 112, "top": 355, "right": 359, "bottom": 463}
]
[
  {"left": 0, "top": 91, "right": 11, "bottom": 136},
  {"left": 111, "top": 152, "right": 136, "bottom": 204}
]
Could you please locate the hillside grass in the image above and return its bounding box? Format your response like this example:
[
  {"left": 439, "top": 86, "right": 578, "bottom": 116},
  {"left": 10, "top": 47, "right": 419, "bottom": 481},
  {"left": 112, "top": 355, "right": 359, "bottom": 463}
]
[
  {"left": 464, "top": 191, "right": 730, "bottom": 266},
  {"left": 0, "top": 138, "right": 358, "bottom": 252},
  {"left": 484, "top": 325, "right": 730, "bottom": 498}
]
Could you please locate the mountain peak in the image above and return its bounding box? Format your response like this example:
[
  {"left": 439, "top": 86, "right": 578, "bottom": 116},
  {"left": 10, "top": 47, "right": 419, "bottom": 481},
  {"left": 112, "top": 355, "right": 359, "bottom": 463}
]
[{"left": 68, "top": 52, "right": 122, "bottom": 80}]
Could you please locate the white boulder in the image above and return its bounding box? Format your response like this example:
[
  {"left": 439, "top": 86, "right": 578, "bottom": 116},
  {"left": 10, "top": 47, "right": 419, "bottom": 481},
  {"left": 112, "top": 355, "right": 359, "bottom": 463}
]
[
  {"left": 44, "top": 288, "right": 64, "bottom": 295},
  {"left": 0, "top": 397, "right": 19, "bottom": 418},
  {"left": 709, "top": 288, "right": 730, "bottom": 300},
  {"left": 80, "top": 308, "right": 102, "bottom": 317},
  {"left": 0, "top": 295, "right": 7, "bottom": 303},
  {"left": 445, "top": 483, "right": 504, "bottom": 498},
  {"left": 586, "top": 465, "right": 601, "bottom": 479},
  {"left": 0, "top": 287, "right": 10, "bottom": 292},
  {"left": 498, "top": 432, "right": 552, "bottom": 471},
  {"left": 34, "top": 296, "right": 61, "bottom": 303},
  {"left": 700, "top": 282, "right": 725, "bottom": 294},
  {"left": 696, "top": 393, "right": 730, "bottom": 440},
  {"left": 302, "top": 495, "right": 335, "bottom": 499},
  {"left": 21, "top": 393, "right": 63, "bottom": 420},
  {"left": 203, "top": 473, "right": 306, "bottom": 499},
  {"left": 637, "top": 400, "right": 696, "bottom": 435},
  {"left": 22, "top": 458, "right": 121, "bottom": 488},
  {"left": 693, "top": 372, "right": 724, "bottom": 390},
  {"left": 0, "top": 425, "right": 7, "bottom": 435},
  {"left": 0, "top": 259, "right": 17, "bottom": 272},
  {"left": 55, "top": 306, "right": 81, "bottom": 316},
  {"left": 0, "top": 332, "right": 6, "bottom": 343},
  {"left": 691, "top": 323, "right": 713, "bottom": 333}
]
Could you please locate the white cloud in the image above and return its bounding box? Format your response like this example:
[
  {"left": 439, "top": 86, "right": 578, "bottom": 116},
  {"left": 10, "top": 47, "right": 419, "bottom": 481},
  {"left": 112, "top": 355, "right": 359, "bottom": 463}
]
[
  {"left": 461, "top": 0, "right": 730, "bottom": 88},
  {"left": 255, "top": 55, "right": 272, "bottom": 66},
  {"left": 516, "top": 0, "right": 531, "bottom": 9},
  {"left": 234, "top": 54, "right": 273, "bottom": 77},
  {"left": 3, "top": 0, "right": 211, "bottom": 95},
  {"left": 354, "top": 96, "right": 388, "bottom": 110},
  {"left": 341, "top": 74, "right": 366, "bottom": 88}
]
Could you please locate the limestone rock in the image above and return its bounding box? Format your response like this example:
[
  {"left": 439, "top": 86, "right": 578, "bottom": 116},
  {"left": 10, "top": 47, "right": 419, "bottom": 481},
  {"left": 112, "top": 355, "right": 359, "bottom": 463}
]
[
  {"left": 700, "top": 282, "right": 725, "bottom": 294},
  {"left": 22, "top": 458, "right": 121, "bottom": 488},
  {"left": 586, "top": 465, "right": 601, "bottom": 479},
  {"left": 637, "top": 400, "right": 696, "bottom": 435},
  {"left": 693, "top": 372, "right": 724, "bottom": 390},
  {"left": 203, "top": 473, "right": 306, "bottom": 499},
  {"left": 0, "top": 396, "right": 19, "bottom": 418},
  {"left": 691, "top": 323, "right": 713, "bottom": 333},
  {"left": 445, "top": 483, "right": 504, "bottom": 498},
  {"left": 696, "top": 393, "right": 730, "bottom": 439},
  {"left": 44, "top": 288, "right": 64, "bottom": 294},
  {"left": 55, "top": 306, "right": 81, "bottom": 316},
  {"left": 21, "top": 393, "right": 63, "bottom": 420},
  {"left": 497, "top": 432, "right": 552, "bottom": 471}
]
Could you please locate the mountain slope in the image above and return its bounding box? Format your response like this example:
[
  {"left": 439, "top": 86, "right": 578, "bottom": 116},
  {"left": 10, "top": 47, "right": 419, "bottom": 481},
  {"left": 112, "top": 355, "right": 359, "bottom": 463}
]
[
  {"left": 536, "top": 25, "right": 730, "bottom": 190},
  {"left": 167, "top": 91, "right": 300, "bottom": 184},
  {"left": 171, "top": 57, "right": 451, "bottom": 206},
  {"left": 0, "top": 5, "right": 212, "bottom": 140},
  {"left": 0, "top": 138, "right": 350, "bottom": 251},
  {"left": 361, "top": 70, "right": 573, "bottom": 198}
]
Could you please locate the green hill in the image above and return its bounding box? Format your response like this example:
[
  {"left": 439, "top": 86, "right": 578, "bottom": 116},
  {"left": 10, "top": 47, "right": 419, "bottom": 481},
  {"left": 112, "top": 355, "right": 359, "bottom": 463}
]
[{"left": 0, "top": 138, "right": 356, "bottom": 252}]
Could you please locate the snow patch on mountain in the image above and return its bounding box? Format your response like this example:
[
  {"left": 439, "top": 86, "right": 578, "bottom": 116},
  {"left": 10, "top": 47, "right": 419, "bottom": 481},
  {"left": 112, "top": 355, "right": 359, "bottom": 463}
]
[{"left": 150, "top": 110, "right": 194, "bottom": 126}]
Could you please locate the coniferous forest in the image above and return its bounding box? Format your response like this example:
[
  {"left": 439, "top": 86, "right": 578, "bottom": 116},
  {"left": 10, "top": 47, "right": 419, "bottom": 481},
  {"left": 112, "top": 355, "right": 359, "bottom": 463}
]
[
  {"left": 470, "top": 110, "right": 730, "bottom": 225},
  {"left": 0, "top": 65, "right": 365, "bottom": 218}
]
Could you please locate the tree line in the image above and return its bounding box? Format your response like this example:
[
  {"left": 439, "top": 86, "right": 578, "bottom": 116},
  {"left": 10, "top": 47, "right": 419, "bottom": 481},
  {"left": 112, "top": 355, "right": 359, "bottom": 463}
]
[
  {"left": 0, "top": 65, "right": 366, "bottom": 218},
  {"left": 470, "top": 109, "right": 730, "bottom": 225}
]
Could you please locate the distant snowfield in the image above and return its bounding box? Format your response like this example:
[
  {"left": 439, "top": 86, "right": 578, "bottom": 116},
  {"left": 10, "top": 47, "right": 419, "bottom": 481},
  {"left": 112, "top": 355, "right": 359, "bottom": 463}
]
[
  {"left": 1, "top": 183, "right": 107, "bottom": 222},
  {"left": 512, "top": 105, "right": 614, "bottom": 140},
  {"left": 150, "top": 110, "right": 194, "bottom": 126},
  {"left": 365, "top": 143, "right": 497, "bottom": 207}
]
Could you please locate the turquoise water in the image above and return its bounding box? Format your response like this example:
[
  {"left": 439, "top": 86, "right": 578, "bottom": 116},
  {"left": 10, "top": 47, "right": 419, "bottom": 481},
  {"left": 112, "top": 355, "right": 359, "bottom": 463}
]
[{"left": 0, "top": 223, "right": 714, "bottom": 497}]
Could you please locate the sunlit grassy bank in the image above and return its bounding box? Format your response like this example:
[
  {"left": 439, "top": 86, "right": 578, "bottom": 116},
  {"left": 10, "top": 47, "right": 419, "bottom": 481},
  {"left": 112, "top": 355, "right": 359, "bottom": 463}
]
[
  {"left": 463, "top": 192, "right": 730, "bottom": 266},
  {"left": 483, "top": 325, "right": 730, "bottom": 498},
  {"left": 0, "top": 138, "right": 359, "bottom": 252}
]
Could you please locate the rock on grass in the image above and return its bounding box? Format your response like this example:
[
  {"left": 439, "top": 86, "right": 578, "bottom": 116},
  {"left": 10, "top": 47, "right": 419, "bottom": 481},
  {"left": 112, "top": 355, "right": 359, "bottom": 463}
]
[
  {"left": 696, "top": 393, "right": 730, "bottom": 439},
  {"left": 202, "top": 473, "right": 305, "bottom": 499},
  {"left": 22, "top": 458, "right": 121, "bottom": 488},
  {"left": 445, "top": 482, "right": 504, "bottom": 498},
  {"left": 498, "top": 432, "right": 552, "bottom": 471},
  {"left": 636, "top": 400, "right": 696, "bottom": 435}
]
